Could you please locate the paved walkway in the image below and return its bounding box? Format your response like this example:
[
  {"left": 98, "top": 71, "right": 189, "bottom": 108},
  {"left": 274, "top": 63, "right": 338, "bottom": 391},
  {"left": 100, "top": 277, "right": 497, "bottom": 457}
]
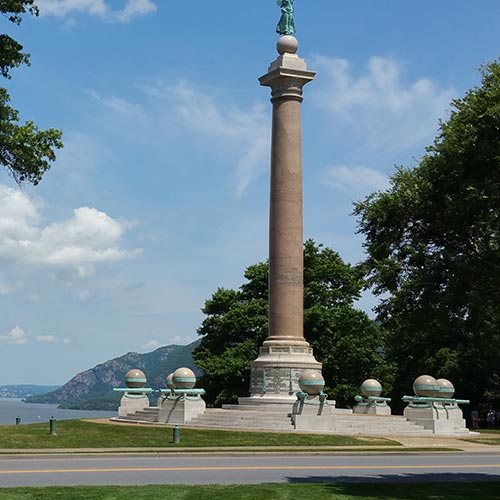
[{"left": 0, "top": 438, "right": 497, "bottom": 456}]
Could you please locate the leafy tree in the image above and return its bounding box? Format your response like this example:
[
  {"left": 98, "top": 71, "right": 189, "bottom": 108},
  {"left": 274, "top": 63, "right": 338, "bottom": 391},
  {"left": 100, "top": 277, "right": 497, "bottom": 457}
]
[
  {"left": 0, "top": 0, "right": 62, "bottom": 184},
  {"left": 354, "top": 60, "right": 500, "bottom": 412},
  {"left": 194, "top": 240, "right": 395, "bottom": 407}
]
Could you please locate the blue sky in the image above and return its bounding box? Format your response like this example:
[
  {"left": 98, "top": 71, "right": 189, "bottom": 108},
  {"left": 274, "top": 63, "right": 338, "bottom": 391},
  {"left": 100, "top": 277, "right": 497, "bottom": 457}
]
[{"left": 0, "top": 1, "right": 499, "bottom": 385}]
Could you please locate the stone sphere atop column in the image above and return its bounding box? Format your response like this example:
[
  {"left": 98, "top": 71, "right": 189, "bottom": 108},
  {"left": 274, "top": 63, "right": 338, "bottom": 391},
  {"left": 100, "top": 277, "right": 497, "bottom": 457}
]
[
  {"left": 413, "top": 375, "right": 440, "bottom": 398},
  {"left": 172, "top": 367, "right": 196, "bottom": 389},
  {"left": 299, "top": 369, "right": 324, "bottom": 395},
  {"left": 125, "top": 369, "right": 146, "bottom": 388},
  {"left": 436, "top": 378, "right": 455, "bottom": 398},
  {"left": 277, "top": 35, "right": 298, "bottom": 55},
  {"left": 360, "top": 379, "right": 383, "bottom": 398},
  {"left": 166, "top": 373, "right": 175, "bottom": 390}
]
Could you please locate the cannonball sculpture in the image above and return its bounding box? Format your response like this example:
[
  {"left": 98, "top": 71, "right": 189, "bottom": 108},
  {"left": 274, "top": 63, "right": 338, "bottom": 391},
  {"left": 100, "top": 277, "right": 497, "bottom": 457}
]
[
  {"left": 166, "top": 373, "right": 175, "bottom": 390},
  {"left": 413, "top": 375, "right": 440, "bottom": 398},
  {"left": 125, "top": 369, "right": 147, "bottom": 389},
  {"left": 360, "top": 379, "right": 383, "bottom": 398},
  {"left": 298, "top": 369, "right": 325, "bottom": 396},
  {"left": 436, "top": 378, "right": 455, "bottom": 398},
  {"left": 172, "top": 367, "right": 196, "bottom": 390}
]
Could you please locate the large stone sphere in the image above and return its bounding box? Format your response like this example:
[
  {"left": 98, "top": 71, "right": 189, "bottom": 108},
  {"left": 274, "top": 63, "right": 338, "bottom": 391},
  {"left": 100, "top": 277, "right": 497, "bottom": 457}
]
[
  {"left": 172, "top": 367, "right": 196, "bottom": 390},
  {"left": 125, "top": 369, "right": 146, "bottom": 388},
  {"left": 413, "top": 375, "right": 440, "bottom": 398},
  {"left": 298, "top": 369, "right": 325, "bottom": 395},
  {"left": 165, "top": 373, "right": 175, "bottom": 389},
  {"left": 436, "top": 378, "right": 455, "bottom": 398},
  {"left": 360, "top": 379, "right": 383, "bottom": 398},
  {"left": 277, "top": 35, "right": 298, "bottom": 55}
]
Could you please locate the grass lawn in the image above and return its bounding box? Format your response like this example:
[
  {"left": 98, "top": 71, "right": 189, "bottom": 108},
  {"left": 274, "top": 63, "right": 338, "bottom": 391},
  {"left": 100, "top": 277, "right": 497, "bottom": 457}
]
[
  {"left": 0, "top": 482, "right": 499, "bottom": 499},
  {"left": 0, "top": 420, "right": 399, "bottom": 449}
]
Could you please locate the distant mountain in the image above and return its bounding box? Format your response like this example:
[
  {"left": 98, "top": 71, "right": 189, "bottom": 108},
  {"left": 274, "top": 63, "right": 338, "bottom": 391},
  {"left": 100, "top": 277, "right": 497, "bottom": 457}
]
[
  {"left": 25, "top": 340, "right": 201, "bottom": 410},
  {"left": 0, "top": 385, "right": 61, "bottom": 399}
]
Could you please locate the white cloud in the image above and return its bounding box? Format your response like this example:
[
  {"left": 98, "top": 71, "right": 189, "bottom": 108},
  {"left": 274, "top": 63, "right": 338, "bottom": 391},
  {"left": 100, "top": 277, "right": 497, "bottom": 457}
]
[
  {"left": 79, "top": 289, "right": 91, "bottom": 301},
  {"left": 36, "top": 335, "right": 58, "bottom": 343},
  {"left": 0, "top": 326, "right": 28, "bottom": 345},
  {"left": 313, "top": 56, "right": 455, "bottom": 157},
  {"left": 143, "top": 81, "right": 270, "bottom": 195},
  {"left": 143, "top": 339, "right": 161, "bottom": 350},
  {"left": 37, "top": 0, "right": 156, "bottom": 22},
  {"left": 322, "top": 165, "right": 390, "bottom": 194},
  {"left": 0, "top": 184, "right": 140, "bottom": 274}
]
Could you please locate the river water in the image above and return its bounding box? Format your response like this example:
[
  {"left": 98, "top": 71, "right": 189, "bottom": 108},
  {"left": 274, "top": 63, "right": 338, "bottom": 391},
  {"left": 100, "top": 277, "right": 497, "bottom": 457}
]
[{"left": 0, "top": 399, "right": 116, "bottom": 425}]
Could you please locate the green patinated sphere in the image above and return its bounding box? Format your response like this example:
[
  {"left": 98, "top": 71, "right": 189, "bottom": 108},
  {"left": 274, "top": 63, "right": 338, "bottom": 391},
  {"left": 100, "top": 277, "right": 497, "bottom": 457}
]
[
  {"left": 125, "top": 369, "right": 147, "bottom": 388},
  {"left": 298, "top": 369, "right": 325, "bottom": 395},
  {"left": 360, "top": 379, "right": 383, "bottom": 398},
  {"left": 166, "top": 373, "right": 175, "bottom": 389},
  {"left": 172, "top": 367, "right": 196, "bottom": 389},
  {"left": 436, "top": 378, "right": 455, "bottom": 398},
  {"left": 413, "top": 375, "right": 440, "bottom": 398}
]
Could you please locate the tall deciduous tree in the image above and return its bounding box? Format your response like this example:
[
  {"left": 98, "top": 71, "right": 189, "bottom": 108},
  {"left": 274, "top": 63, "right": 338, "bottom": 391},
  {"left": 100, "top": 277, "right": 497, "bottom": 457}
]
[
  {"left": 354, "top": 60, "right": 500, "bottom": 411},
  {"left": 0, "top": 0, "right": 62, "bottom": 184},
  {"left": 194, "top": 240, "right": 394, "bottom": 407}
]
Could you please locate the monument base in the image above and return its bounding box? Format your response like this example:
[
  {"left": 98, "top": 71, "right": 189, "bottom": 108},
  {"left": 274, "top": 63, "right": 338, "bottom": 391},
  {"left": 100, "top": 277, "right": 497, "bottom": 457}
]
[
  {"left": 118, "top": 393, "right": 150, "bottom": 418},
  {"left": 354, "top": 402, "right": 391, "bottom": 416},
  {"left": 246, "top": 339, "right": 322, "bottom": 403},
  {"left": 158, "top": 395, "right": 206, "bottom": 424},
  {"left": 291, "top": 395, "right": 335, "bottom": 431},
  {"left": 404, "top": 404, "right": 468, "bottom": 435}
]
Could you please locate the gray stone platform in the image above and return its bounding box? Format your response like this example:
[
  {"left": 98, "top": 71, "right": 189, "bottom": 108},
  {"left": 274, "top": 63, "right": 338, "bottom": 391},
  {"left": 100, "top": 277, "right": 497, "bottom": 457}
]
[{"left": 113, "top": 405, "right": 456, "bottom": 436}]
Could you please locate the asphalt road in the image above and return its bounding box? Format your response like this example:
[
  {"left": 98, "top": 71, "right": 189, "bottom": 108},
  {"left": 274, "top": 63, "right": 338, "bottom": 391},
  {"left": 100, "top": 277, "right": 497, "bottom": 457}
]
[{"left": 0, "top": 453, "right": 500, "bottom": 487}]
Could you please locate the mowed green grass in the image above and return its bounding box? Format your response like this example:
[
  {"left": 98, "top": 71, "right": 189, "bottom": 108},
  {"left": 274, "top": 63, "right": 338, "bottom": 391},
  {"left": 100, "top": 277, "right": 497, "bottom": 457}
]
[
  {"left": 0, "top": 420, "right": 398, "bottom": 449},
  {"left": 0, "top": 483, "right": 499, "bottom": 500}
]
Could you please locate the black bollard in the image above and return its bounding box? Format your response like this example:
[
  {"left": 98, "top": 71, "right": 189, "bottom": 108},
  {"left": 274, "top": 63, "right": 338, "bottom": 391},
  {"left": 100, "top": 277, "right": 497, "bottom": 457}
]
[{"left": 15, "top": 416, "right": 21, "bottom": 425}]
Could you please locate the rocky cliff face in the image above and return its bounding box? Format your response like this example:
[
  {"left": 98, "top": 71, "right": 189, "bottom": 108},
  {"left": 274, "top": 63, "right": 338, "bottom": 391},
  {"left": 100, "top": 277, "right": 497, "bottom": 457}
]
[{"left": 26, "top": 341, "right": 200, "bottom": 410}]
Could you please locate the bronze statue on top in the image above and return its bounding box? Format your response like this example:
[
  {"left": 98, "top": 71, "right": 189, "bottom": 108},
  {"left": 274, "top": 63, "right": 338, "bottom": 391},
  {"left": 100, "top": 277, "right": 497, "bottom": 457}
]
[{"left": 276, "top": 0, "right": 296, "bottom": 35}]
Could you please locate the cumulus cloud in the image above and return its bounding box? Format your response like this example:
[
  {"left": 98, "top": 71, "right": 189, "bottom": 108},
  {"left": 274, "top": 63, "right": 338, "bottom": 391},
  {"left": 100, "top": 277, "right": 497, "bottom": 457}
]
[
  {"left": 0, "top": 184, "right": 140, "bottom": 275},
  {"left": 322, "top": 165, "right": 390, "bottom": 194},
  {"left": 37, "top": 0, "right": 156, "bottom": 22},
  {"left": 312, "top": 56, "right": 455, "bottom": 157},
  {"left": 0, "top": 326, "right": 28, "bottom": 345}
]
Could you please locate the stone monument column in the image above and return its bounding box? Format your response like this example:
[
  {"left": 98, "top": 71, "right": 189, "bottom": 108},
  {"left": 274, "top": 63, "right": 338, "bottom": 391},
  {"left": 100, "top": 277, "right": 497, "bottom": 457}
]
[{"left": 241, "top": 35, "right": 322, "bottom": 405}]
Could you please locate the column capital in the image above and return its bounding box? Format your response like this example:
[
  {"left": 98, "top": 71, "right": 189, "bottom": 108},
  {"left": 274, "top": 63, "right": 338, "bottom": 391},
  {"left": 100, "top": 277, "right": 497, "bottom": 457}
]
[{"left": 259, "top": 53, "right": 316, "bottom": 102}]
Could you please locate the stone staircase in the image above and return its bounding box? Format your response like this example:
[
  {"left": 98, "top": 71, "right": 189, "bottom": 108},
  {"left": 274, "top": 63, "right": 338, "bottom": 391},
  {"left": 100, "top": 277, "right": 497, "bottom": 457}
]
[
  {"left": 115, "top": 404, "right": 452, "bottom": 436},
  {"left": 331, "top": 413, "right": 434, "bottom": 436},
  {"left": 188, "top": 407, "right": 294, "bottom": 431},
  {"left": 116, "top": 407, "right": 160, "bottom": 423}
]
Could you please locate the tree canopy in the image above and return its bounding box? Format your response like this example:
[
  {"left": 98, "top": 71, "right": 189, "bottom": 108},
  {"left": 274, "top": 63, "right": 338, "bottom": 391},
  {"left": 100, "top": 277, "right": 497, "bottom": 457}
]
[
  {"left": 354, "top": 60, "right": 500, "bottom": 411},
  {"left": 0, "top": 0, "right": 62, "bottom": 184},
  {"left": 194, "top": 240, "right": 395, "bottom": 407}
]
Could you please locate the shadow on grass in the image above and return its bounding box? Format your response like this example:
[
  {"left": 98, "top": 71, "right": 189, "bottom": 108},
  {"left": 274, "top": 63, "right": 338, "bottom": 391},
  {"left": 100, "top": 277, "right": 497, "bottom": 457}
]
[{"left": 289, "top": 473, "right": 500, "bottom": 499}]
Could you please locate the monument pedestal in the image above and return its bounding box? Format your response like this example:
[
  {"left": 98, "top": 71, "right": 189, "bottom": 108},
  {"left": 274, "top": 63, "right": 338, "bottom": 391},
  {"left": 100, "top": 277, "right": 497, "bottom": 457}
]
[
  {"left": 117, "top": 393, "right": 150, "bottom": 418},
  {"left": 244, "top": 340, "right": 321, "bottom": 403},
  {"left": 404, "top": 403, "right": 468, "bottom": 434},
  {"left": 158, "top": 395, "right": 206, "bottom": 424},
  {"left": 290, "top": 394, "right": 335, "bottom": 431},
  {"left": 354, "top": 402, "right": 391, "bottom": 416}
]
